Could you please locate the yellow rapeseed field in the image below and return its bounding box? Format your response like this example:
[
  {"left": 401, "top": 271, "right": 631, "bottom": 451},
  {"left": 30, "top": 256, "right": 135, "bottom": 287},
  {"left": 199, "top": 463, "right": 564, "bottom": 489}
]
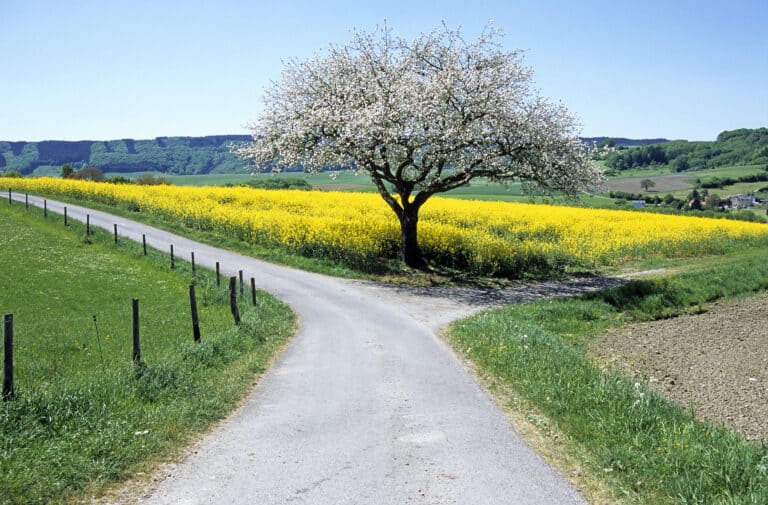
[{"left": 6, "top": 177, "right": 768, "bottom": 275}]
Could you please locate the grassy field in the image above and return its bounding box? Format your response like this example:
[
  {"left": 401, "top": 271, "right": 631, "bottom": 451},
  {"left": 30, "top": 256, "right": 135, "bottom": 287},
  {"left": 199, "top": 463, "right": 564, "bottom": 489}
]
[
  {"left": 0, "top": 203, "right": 295, "bottom": 505},
  {"left": 104, "top": 171, "right": 257, "bottom": 187},
  {"left": 104, "top": 170, "right": 375, "bottom": 189},
  {"left": 4, "top": 174, "right": 768, "bottom": 504},
  {"left": 29, "top": 165, "right": 61, "bottom": 177},
  {"left": 720, "top": 181, "right": 768, "bottom": 196},
  {"left": 662, "top": 182, "right": 768, "bottom": 201},
  {"left": 610, "top": 163, "right": 766, "bottom": 180},
  {"left": 105, "top": 163, "right": 767, "bottom": 212},
  {"left": 606, "top": 164, "right": 767, "bottom": 197},
  {"left": 104, "top": 170, "right": 541, "bottom": 202},
  {"left": 448, "top": 251, "right": 768, "bottom": 504}
]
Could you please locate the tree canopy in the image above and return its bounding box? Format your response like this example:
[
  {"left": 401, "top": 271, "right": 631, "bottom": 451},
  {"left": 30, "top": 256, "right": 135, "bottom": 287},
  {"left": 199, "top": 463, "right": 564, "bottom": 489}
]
[
  {"left": 604, "top": 128, "right": 768, "bottom": 171},
  {"left": 640, "top": 178, "right": 656, "bottom": 192},
  {"left": 236, "top": 24, "right": 604, "bottom": 269}
]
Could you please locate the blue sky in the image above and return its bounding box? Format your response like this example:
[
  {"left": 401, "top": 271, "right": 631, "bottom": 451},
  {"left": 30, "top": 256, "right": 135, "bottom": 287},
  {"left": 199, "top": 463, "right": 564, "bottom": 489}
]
[{"left": 2, "top": 0, "right": 766, "bottom": 141}]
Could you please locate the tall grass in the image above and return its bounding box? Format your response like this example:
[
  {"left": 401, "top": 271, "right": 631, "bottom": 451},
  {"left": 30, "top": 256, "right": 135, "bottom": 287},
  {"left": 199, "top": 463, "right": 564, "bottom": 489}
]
[
  {"left": 448, "top": 257, "right": 768, "bottom": 504},
  {"left": 0, "top": 203, "right": 295, "bottom": 505}
]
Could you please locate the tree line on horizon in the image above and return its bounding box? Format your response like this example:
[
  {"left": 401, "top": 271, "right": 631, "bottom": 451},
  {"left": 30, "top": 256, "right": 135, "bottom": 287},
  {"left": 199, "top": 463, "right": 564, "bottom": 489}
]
[
  {"left": 603, "top": 128, "right": 768, "bottom": 172},
  {"left": 0, "top": 135, "right": 253, "bottom": 176},
  {"left": 2, "top": 128, "right": 765, "bottom": 178}
]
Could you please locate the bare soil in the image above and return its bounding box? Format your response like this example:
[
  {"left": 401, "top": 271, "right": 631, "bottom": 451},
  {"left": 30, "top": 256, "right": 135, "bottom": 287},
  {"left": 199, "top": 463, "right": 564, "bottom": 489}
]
[
  {"left": 606, "top": 173, "right": 694, "bottom": 194},
  {"left": 591, "top": 293, "right": 768, "bottom": 443}
]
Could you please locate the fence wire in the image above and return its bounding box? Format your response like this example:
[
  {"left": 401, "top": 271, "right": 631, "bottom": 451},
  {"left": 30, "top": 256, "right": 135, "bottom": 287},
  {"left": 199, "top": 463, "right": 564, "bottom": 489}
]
[
  {"left": 2, "top": 293, "right": 239, "bottom": 389},
  {"left": 1, "top": 197, "right": 250, "bottom": 395}
]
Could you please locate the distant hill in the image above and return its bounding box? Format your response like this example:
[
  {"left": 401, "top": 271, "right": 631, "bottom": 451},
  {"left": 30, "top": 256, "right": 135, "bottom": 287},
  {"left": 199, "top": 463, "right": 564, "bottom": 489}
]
[
  {"left": 1, "top": 133, "right": 715, "bottom": 177},
  {"left": 581, "top": 137, "right": 669, "bottom": 148},
  {"left": 0, "top": 135, "right": 253, "bottom": 176},
  {"left": 604, "top": 128, "right": 768, "bottom": 171}
]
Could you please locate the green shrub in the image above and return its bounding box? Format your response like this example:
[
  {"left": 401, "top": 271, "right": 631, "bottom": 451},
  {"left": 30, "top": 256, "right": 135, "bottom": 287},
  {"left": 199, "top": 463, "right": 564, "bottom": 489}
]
[{"left": 134, "top": 174, "right": 170, "bottom": 185}]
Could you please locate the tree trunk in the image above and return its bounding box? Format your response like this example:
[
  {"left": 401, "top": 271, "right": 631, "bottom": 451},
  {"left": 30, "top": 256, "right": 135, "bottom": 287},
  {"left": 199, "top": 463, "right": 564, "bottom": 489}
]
[{"left": 399, "top": 208, "right": 428, "bottom": 270}]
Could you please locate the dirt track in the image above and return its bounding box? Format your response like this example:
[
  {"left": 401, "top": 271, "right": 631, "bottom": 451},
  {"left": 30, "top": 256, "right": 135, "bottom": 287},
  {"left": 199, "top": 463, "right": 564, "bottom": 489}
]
[{"left": 592, "top": 293, "right": 768, "bottom": 443}]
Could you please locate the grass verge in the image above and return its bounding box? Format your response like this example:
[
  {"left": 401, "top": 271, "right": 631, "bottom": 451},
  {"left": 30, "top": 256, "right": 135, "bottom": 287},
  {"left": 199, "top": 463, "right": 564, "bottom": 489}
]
[
  {"left": 447, "top": 254, "right": 768, "bottom": 504},
  {"left": 0, "top": 203, "right": 296, "bottom": 505},
  {"left": 9, "top": 190, "right": 376, "bottom": 280}
]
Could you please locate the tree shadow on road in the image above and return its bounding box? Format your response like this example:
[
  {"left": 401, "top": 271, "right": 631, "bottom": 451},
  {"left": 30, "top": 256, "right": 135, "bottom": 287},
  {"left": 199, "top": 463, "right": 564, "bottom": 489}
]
[{"left": 360, "top": 276, "right": 627, "bottom": 308}]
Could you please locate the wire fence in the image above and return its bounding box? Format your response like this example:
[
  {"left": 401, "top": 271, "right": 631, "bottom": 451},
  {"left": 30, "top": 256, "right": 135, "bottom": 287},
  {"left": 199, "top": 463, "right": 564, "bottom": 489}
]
[
  {"left": 2, "top": 190, "right": 261, "bottom": 399},
  {"left": 5, "top": 299, "right": 187, "bottom": 390},
  {"left": 2, "top": 277, "right": 258, "bottom": 399}
]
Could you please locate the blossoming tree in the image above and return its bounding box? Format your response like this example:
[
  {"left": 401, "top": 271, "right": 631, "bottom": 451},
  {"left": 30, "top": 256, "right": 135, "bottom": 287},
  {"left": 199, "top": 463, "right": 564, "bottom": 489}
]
[{"left": 236, "top": 24, "right": 604, "bottom": 270}]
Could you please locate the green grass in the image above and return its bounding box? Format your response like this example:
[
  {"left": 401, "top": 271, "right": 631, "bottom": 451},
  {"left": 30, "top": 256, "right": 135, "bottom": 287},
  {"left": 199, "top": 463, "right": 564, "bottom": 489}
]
[
  {"left": 8, "top": 171, "right": 768, "bottom": 503},
  {"left": 665, "top": 186, "right": 765, "bottom": 201},
  {"left": 12, "top": 189, "right": 374, "bottom": 280},
  {"left": 603, "top": 245, "right": 768, "bottom": 279},
  {"left": 0, "top": 203, "right": 296, "bottom": 505},
  {"left": 29, "top": 165, "right": 62, "bottom": 177},
  {"left": 106, "top": 165, "right": 766, "bottom": 217},
  {"left": 607, "top": 165, "right": 672, "bottom": 177},
  {"left": 602, "top": 163, "right": 768, "bottom": 219},
  {"left": 608, "top": 164, "right": 766, "bottom": 199},
  {"left": 611, "top": 164, "right": 765, "bottom": 180},
  {"left": 103, "top": 170, "right": 583, "bottom": 203},
  {"left": 108, "top": 162, "right": 766, "bottom": 201},
  {"left": 103, "top": 171, "right": 257, "bottom": 186},
  {"left": 448, "top": 253, "right": 768, "bottom": 504},
  {"left": 103, "top": 170, "right": 376, "bottom": 189},
  {"left": 716, "top": 182, "right": 768, "bottom": 196},
  {"left": 690, "top": 164, "right": 766, "bottom": 180}
]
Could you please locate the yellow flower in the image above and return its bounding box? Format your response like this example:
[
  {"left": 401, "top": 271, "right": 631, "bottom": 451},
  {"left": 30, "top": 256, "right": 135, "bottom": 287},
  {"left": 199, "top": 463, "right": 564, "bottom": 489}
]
[{"left": 7, "top": 177, "right": 768, "bottom": 274}]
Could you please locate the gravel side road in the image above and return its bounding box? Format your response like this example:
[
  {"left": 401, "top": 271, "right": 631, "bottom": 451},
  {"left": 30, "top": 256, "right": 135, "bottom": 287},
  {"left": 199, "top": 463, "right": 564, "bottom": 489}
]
[{"left": 15, "top": 195, "right": 619, "bottom": 505}]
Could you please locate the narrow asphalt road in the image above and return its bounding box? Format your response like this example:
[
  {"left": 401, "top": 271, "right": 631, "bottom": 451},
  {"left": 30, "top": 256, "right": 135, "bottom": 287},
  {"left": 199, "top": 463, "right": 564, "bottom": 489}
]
[{"left": 13, "top": 194, "right": 620, "bottom": 504}]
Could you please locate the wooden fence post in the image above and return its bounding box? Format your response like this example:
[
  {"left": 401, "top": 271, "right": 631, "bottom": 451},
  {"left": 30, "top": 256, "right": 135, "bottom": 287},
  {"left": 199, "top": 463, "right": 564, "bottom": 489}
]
[
  {"left": 114, "top": 223, "right": 118, "bottom": 244},
  {"left": 238, "top": 270, "right": 244, "bottom": 297},
  {"left": 170, "top": 245, "right": 175, "bottom": 269},
  {"left": 229, "top": 277, "right": 241, "bottom": 325},
  {"left": 142, "top": 234, "right": 147, "bottom": 255},
  {"left": 189, "top": 285, "right": 201, "bottom": 342},
  {"left": 25, "top": 194, "right": 28, "bottom": 209},
  {"left": 7, "top": 188, "right": 10, "bottom": 205},
  {"left": 64, "top": 206, "right": 68, "bottom": 226},
  {"left": 132, "top": 299, "right": 141, "bottom": 365},
  {"left": 251, "top": 277, "right": 257, "bottom": 306},
  {"left": 86, "top": 214, "right": 90, "bottom": 236},
  {"left": 191, "top": 252, "right": 196, "bottom": 275},
  {"left": 2, "top": 314, "right": 13, "bottom": 400},
  {"left": 44, "top": 199, "right": 47, "bottom": 217},
  {"left": 216, "top": 262, "right": 220, "bottom": 287}
]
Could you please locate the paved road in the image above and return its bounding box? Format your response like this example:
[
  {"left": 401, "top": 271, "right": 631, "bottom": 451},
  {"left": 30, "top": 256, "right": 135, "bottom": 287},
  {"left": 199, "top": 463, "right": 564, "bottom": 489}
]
[{"left": 13, "top": 194, "right": 616, "bottom": 504}]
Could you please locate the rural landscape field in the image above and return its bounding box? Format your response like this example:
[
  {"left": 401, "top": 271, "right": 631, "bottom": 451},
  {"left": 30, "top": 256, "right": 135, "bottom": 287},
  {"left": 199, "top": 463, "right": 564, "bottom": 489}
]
[
  {"left": 5, "top": 176, "right": 768, "bottom": 277},
  {"left": 3, "top": 152, "right": 768, "bottom": 503},
  {"left": 0, "top": 200, "right": 295, "bottom": 504},
  {"left": 3, "top": 2, "right": 768, "bottom": 505}
]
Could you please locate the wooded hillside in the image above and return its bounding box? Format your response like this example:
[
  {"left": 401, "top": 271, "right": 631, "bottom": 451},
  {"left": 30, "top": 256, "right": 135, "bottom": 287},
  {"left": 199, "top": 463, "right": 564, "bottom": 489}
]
[
  {"left": 604, "top": 128, "right": 768, "bottom": 171},
  {"left": 0, "top": 135, "right": 252, "bottom": 175}
]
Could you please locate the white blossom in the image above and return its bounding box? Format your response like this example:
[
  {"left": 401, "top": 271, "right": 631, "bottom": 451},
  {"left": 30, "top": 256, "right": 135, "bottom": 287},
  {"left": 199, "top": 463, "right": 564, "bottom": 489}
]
[{"left": 236, "top": 24, "right": 605, "bottom": 268}]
